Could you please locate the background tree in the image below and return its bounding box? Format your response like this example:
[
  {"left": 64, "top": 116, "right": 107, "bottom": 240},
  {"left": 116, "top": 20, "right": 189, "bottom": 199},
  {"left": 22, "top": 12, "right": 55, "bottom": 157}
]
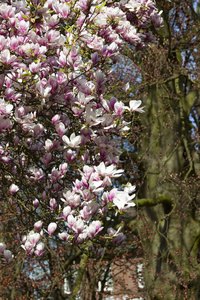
[{"left": 111, "top": 0, "right": 200, "bottom": 299}]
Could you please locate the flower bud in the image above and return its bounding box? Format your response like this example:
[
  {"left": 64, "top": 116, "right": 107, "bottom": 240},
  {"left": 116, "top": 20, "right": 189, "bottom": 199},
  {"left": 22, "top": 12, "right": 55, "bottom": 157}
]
[
  {"left": 34, "top": 220, "right": 43, "bottom": 232},
  {"left": 9, "top": 183, "right": 19, "bottom": 195},
  {"left": 4, "top": 250, "right": 13, "bottom": 263},
  {"left": 33, "top": 199, "right": 39, "bottom": 208},
  {"left": 0, "top": 242, "right": 6, "bottom": 254},
  {"left": 48, "top": 222, "right": 57, "bottom": 236}
]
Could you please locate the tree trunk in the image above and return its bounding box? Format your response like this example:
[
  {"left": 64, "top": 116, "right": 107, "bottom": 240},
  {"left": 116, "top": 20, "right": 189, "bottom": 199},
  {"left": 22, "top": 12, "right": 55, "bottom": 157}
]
[{"left": 135, "top": 74, "right": 200, "bottom": 299}]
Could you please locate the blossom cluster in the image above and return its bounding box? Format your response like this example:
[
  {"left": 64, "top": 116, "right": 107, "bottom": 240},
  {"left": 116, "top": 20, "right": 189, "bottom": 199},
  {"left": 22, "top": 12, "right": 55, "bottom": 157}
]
[{"left": 0, "top": 0, "right": 162, "bottom": 260}]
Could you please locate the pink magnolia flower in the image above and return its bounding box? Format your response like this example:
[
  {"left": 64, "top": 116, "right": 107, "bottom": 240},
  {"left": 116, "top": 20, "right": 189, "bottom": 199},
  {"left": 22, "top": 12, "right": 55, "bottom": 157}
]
[
  {"left": 151, "top": 10, "right": 164, "bottom": 27},
  {"left": 21, "top": 230, "right": 41, "bottom": 255},
  {"left": 48, "top": 222, "right": 57, "bottom": 236},
  {"left": 62, "top": 190, "right": 80, "bottom": 208},
  {"left": 0, "top": 3, "right": 15, "bottom": 19},
  {"left": 63, "top": 149, "right": 76, "bottom": 162},
  {"left": 29, "top": 62, "right": 42, "bottom": 73},
  {"left": 49, "top": 198, "right": 57, "bottom": 210},
  {"left": 67, "top": 215, "right": 76, "bottom": 229},
  {"left": 125, "top": 0, "right": 142, "bottom": 12},
  {"left": 107, "top": 227, "right": 126, "bottom": 245},
  {"left": 72, "top": 218, "right": 84, "bottom": 234},
  {"left": 94, "top": 70, "right": 105, "bottom": 86},
  {"left": 17, "top": 20, "right": 30, "bottom": 34},
  {"left": 36, "top": 81, "right": 52, "bottom": 98},
  {"left": 76, "top": 231, "right": 88, "bottom": 244},
  {"left": 107, "top": 227, "right": 121, "bottom": 237},
  {"left": 59, "top": 162, "right": 68, "bottom": 175},
  {"left": 0, "top": 116, "right": 12, "bottom": 130},
  {"left": 27, "top": 232, "right": 40, "bottom": 246},
  {"left": 9, "top": 183, "right": 19, "bottom": 195},
  {"left": 79, "top": 189, "right": 92, "bottom": 201},
  {"left": 58, "top": 232, "right": 69, "bottom": 241},
  {"left": 87, "top": 221, "right": 103, "bottom": 239},
  {"left": 108, "top": 97, "right": 117, "bottom": 110},
  {"left": 0, "top": 242, "right": 6, "bottom": 254},
  {"left": 62, "top": 206, "right": 71, "bottom": 220},
  {"left": 113, "top": 233, "right": 126, "bottom": 245},
  {"left": 52, "top": 114, "right": 60, "bottom": 125},
  {"left": 59, "top": 51, "right": 67, "bottom": 66},
  {"left": 22, "top": 241, "right": 35, "bottom": 256},
  {"left": 46, "top": 14, "right": 59, "bottom": 28},
  {"left": 10, "top": 36, "right": 19, "bottom": 51},
  {"left": 29, "top": 166, "right": 44, "bottom": 181},
  {"left": 0, "top": 49, "right": 16, "bottom": 65},
  {"left": 80, "top": 202, "right": 99, "bottom": 220},
  {"left": 35, "top": 242, "right": 45, "bottom": 257},
  {"left": 48, "top": 75, "right": 59, "bottom": 93},
  {"left": 0, "top": 99, "right": 13, "bottom": 115},
  {"left": 85, "top": 104, "right": 104, "bottom": 126},
  {"left": 114, "top": 101, "right": 125, "bottom": 116},
  {"left": 54, "top": 2, "right": 70, "bottom": 19},
  {"left": 34, "top": 221, "right": 43, "bottom": 232},
  {"left": 91, "top": 52, "right": 99, "bottom": 64},
  {"left": 5, "top": 87, "right": 15, "bottom": 100},
  {"left": 33, "top": 124, "right": 44, "bottom": 137},
  {"left": 88, "top": 174, "right": 103, "bottom": 193},
  {"left": 56, "top": 122, "right": 66, "bottom": 136},
  {"left": 40, "top": 153, "right": 52, "bottom": 167},
  {"left": 4, "top": 250, "right": 13, "bottom": 263},
  {"left": 45, "top": 139, "right": 54, "bottom": 152},
  {"left": 33, "top": 199, "right": 39, "bottom": 208},
  {"left": 49, "top": 167, "right": 61, "bottom": 183},
  {"left": 62, "top": 133, "right": 82, "bottom": 148},
  {"left": 124, "top": 183, "right": 136, "bottom": 194}
]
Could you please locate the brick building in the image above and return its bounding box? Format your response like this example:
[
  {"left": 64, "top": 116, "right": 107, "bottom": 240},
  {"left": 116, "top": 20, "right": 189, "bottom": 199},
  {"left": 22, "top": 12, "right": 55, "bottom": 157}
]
[{"left": 100, "top": 256, "right": 145, "bottom": 300}]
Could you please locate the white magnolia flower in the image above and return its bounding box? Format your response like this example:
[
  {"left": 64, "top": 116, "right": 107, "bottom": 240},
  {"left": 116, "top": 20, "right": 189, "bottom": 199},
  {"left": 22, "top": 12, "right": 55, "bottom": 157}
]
[
  {"left": 47, "top": 222, "right": 57, "bottom": 235},
  {"left": 129, "top": 100, "right": 145, "bottom": 113},
  {"left": 95, "top": 162, "right": 124, "bottom": 178},
  {"left": 9, "top": 183, "right": 19, "bottom": 195},
  {"left": 113, "top": 190, "right": 135, "bottom": 211},
  {"left": 124, "top": 183, "right": 136, "bottom": 194},
  {"left": 85, "top": 104, "right": 104, "bottom": 126},
  {"left": 62, "top": 133, "right": 81, "bottom": 148}
]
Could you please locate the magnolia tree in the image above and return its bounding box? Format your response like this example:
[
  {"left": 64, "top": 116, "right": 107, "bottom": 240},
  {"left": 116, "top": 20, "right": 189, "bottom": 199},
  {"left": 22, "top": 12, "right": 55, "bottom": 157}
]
[{"left": 0, "top": 0, "right": 162, "bottom": 275}]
